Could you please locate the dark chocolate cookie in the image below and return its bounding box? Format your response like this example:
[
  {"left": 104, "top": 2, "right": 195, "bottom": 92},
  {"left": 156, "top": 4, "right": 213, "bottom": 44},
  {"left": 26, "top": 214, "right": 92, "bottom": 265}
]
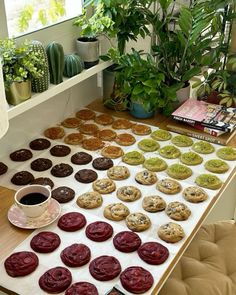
[
  {"left": 4, "top": 251, "right": 39, "bottom": 277},
  {"left": 60, "top": 243, "right": 91, "bottom": 267},
  {"left": 86, "top": 221, "right": 113, "bottom": 242},
  {"left": 92, "top": 157, "right": 114, "bottom": 170},
  {"left": 0, "top": 162, "right": 8, "bottom": 175},
  {"left": 30, "top": 158, "right": 53, "bottom": 171},
  {"left": 52, "top": 186, "right": 75, "bottom": 203},
  {"left": 10, "top": 149, "right": 33, "bottom": 162},
  {"left": 39, "top": 267, "right": 72, "bottom": 293},
  {"left": 31, "top": 177, "right": 54, "bottom": 189},
  {"left": 120, "top": 266, "right": 154, "bottom": 294},
  {"left": 30, "top": 231, "right": 61, "bottom": 253},
  {"left": 113, "top": 231, "right": 142, "bottom": 253},
  {"left": 138, "top": 242, "right": 169, "bottom": 265},
  {"left": 89, "top": 255, "right": 121, "bottom": 281},
  {"left": 50, "top": 145, "right": 71, "bottom": 157},
  {"left": 65, "top": 282, "right": 98, "bottom": 295},
  {"left": 58, "top": 212, "right": 87, "bottom": 232},
  {"left": 51, "top": 163, "right": 73, "bottom": 178},
  {"left": 11, "top": 171, "right": 34, "bottom": 185},
  {"left": 71, "top": 152, "right": 93, "bottom": 165},
  {"left": 74, "top": 169, "right": 98, "bottom": 183},
  {"left": 29, "top": 138, "right": 51, "bottom": 150}
]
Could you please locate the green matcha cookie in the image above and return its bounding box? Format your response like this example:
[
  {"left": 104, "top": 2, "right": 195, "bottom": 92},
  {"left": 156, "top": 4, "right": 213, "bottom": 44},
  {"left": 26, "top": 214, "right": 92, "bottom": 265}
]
[
  {"left": 171, "top": 135, "right": 193, "bottom": 147},
  {"left": 166, "top": 163, "right": 192, "bottom": 180},
  {"left": 216, "top": 147, "right": 236, "bottom": 161},
  {"left": 204, "top": 159, "right": 229, "bottom": 174},
  {"left": 151, "top": 129, "right": 172, "bottom": 141},
  {"left": 159, "top": 145, "right": 181, "bottom": 159},
  {"left": 143, "top": 157, "right": 168, "bottom": 172},
  {"left": 195, "top": 174, "right": 222, "bottom": 190},
  {"left": 122, "top": 151, "right": 145, "bottom": 165},
  {"left": 180, "top": 151, "right": 203, "bottom": 166},
  {"left": 192, "top": 141, "right": 215, "bottom": 154},
  {"left": 138, "top": 139, "right": 160, "bottom": 152}
]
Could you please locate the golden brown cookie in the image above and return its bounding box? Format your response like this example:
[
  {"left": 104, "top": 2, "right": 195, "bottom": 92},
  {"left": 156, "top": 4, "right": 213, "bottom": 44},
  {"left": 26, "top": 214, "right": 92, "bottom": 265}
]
[
  {"left": 76, "top": 192, "right": 103, "bottom": 209},
  {"left": 92, "top": 178, "right": 116, "bottom": 194},
  {"left": 156, "top": 178, "right": 182, "bottom": 194},
  {"left": 131, "top": 124, "right": 152, "bottom": 135},
  {"left": 158, "top": 222, "right": 185, "bottom": 243},
  {"left": 76, "top": 109, "right": 96, "bottom": 120},
  {"left": 101, "top": 146, "right": 124, "bottom": 159},
  {"left": 142, "top": 196, "right": 166, "bottom": 212},
  {"left": 117, "top": 186, "right": 141, "bottom": 202},
  {"left": 44, "top": 126, "right": 65, "bottom": 140},
  {"left": 79, "top": 123, "right": 99, "bottom": 135},
  {"left": 182, "top": 186, "right": 208, "bottom": 203},
  {"left": 115, "top": 133, "right": 136, "bottom": 146},
  {"left": 135, "top": 170, "right": 158, "bottom": 185},
  {"left": 112, "top": 119, "right": 133, "bottom": 129},
  {"left": 126, "top": 212, "right": 151, "bottom": 232},
  {"left": 103, "top": 203, "right": 130, "bottom": 221},
  {"left": 64, "top": 133, "right": 84, "bottom": 145},
  {"left": 165, "top": 201, "right": 191, "bottom": 221},
  {"left": 97, "top": 129, "right": 117, "bottom": 141},
  {"left": 107, "top": 166, "right": 130, "bottom": 180},
  {"left": 95, "top": 113, "right": 114, "bottom": 125},
  {"left": 82, "top": 137, "right": 105, "bottom": 151},
  {"left": 61, "top": 117, "right": 82, "bottom": 128}
]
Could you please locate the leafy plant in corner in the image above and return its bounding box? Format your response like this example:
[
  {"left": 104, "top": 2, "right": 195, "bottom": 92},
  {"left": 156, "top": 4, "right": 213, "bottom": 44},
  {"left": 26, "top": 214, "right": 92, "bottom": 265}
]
[{"left": 0, "top": 38, "right": 44, "bottom": 89}]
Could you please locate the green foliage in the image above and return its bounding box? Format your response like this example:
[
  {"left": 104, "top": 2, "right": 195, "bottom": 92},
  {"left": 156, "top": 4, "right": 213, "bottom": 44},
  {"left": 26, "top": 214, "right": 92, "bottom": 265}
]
[
  {"left": 17, "top": 0, "right": 65, "bottom": 34},
  {"left": 0, "top": 39, "right": 44, "bottom": 89},
  {"left": 73, "top": 3, "right": 114, "bottom": 39}
]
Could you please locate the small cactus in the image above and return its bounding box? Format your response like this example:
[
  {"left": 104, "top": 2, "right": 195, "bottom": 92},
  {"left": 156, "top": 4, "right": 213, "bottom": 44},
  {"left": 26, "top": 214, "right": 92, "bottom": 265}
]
[
  {"left": 46, "top": 42, "right": 64, "bottom": 84},
  {"left": 64, "top": 54, "right": 84, "bottom": 77}
]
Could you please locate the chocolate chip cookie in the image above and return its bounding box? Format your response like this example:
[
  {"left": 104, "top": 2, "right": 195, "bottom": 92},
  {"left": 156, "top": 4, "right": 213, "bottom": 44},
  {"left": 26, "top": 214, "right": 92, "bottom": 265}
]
[
  {"left": 142, "top": 196, "right": 166, "bottom": 212},
  {"left": 116, "top": 186, "right": 141, "bottom": 202},
  {"left": 92, "top": 178, "right": 116, "bottom": 194},
  {"left": 107, "top": 166, "right": 130, "bottom": 180},
  {"left": 76, "top": 191, "right": 103, "bottom": 209},
  {"left": 103, "top": 203, "right": 130, "bottom": 221},
  {"left": 126, "top": 212, "right": 151, "bottom": 232},
  {"left": 182, "top": 186, "right": 208, "bottom": 203},
  {"left": 158, "top": 222, "right": 185, "bottom": 243},
  {"left": 156, "top": 178, "right": 182, "bottom": 194},
  {"left": 135, "top": 170, "right": 158, "bottom": 185},
  {"left": 166, "top": 201, "right": 191, "bottom": 221}
]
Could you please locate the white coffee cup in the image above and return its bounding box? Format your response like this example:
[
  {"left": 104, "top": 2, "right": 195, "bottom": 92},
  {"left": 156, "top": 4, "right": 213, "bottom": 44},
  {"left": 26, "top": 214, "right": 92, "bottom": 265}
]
[{"left": 14, "top": 185, "right": 51, "bottom": 218}]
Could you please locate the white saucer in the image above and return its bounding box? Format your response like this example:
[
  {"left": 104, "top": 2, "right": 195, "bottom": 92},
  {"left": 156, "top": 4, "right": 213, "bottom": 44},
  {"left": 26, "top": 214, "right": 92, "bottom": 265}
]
[{"left": 8, "top": 199, "right": 61, "bottom": 229}]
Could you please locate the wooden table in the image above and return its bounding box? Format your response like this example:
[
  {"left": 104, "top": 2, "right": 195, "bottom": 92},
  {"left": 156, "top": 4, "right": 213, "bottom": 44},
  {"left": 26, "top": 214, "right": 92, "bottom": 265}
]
[{"left": 0, "top": 98, "right": 236, "bottom": 294}]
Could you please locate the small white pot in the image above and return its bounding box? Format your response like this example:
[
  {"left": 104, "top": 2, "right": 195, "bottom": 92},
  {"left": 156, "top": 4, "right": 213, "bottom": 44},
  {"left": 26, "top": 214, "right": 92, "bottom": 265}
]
[
  {"left": 176, "top": 83, "right": 191, "bottom": 106},
  {"left": 76, "top": 37, "right": 99, "bottom": 69}
]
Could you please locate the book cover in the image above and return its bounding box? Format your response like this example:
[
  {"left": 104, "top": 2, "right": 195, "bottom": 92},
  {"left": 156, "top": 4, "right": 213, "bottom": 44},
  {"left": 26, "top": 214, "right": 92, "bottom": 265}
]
[
  {"left": 167, "top": 119, "right": 236, "bottom": 145},
  {"left": 187, "top": 122, "right": 226, "bottom": 137},
  {"left": 172, "top": 99, "right": 236, "bottom": 132}
]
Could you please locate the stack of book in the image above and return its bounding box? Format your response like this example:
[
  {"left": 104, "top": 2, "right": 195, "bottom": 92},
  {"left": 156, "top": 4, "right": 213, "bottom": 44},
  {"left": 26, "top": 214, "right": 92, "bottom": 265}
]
[{"left": 168, "top": 99, "right": 236, "bottom": 145}]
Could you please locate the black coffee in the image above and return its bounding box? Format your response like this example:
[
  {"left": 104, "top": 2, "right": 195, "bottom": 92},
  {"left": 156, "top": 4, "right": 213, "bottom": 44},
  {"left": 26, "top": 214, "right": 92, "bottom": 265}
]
[{"left": 19, "top": 193, "right": 48, "bottom": 205}]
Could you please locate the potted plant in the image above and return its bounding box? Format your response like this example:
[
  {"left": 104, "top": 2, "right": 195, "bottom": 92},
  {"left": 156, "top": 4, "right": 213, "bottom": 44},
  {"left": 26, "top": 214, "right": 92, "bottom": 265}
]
[
  {"left": 104, "top": 48, "right": 177, "bottom": 118},
  {"left": 73, "top": 2, "right": 114, "bottom": 68},
  {"left": 0, "top": 38, "right": 44, "bottom": 106},
  {"left": 146, "top": 0, "right": 235, "bottom": 106}
]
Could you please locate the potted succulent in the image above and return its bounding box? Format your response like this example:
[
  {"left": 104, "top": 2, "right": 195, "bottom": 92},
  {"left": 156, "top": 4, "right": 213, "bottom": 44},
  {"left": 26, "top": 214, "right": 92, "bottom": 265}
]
[
  {"left": 73, "top": 2, "right": 114, "bottom": 68},
  {"left": 104, "top": 48, "right": 177, "bottom": 118},
  {"left": 0, "top": 38, "right": 44, "bottom": 105}
]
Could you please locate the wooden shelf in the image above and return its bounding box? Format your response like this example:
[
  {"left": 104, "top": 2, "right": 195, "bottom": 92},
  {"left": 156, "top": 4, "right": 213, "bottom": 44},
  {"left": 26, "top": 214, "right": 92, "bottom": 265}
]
[{"left": 7, "top": 61, "right": 112, "bottom": 120}]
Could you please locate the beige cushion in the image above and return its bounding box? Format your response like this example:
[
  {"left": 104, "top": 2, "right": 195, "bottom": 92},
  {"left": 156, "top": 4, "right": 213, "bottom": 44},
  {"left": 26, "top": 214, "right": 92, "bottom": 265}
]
[{"left": 159, "top": 220, "right": 236, "bottom": 295}]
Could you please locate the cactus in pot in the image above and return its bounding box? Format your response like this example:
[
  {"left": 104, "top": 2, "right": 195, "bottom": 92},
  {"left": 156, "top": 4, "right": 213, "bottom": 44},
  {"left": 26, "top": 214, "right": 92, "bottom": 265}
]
[
  {"left": 46, "top": 42, "right": 64, "bottom": 84},
  {"left": 31, "top": 40, "right": 49, "bottom": 93},
  {"left": 63, "top": 54, "right": 84, "bottom": 77}
]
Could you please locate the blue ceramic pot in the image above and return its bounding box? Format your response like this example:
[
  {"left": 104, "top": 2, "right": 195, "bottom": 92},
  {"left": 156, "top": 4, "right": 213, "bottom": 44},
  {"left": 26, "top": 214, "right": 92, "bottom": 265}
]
[{"left": 130, "top": 102, "right": 154, "bottom": 119}]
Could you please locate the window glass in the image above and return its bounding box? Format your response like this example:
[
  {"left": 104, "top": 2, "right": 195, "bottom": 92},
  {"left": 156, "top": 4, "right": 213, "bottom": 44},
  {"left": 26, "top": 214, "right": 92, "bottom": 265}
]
[{"left": 4, "top": 0, "right": 82, "bottom": 38}]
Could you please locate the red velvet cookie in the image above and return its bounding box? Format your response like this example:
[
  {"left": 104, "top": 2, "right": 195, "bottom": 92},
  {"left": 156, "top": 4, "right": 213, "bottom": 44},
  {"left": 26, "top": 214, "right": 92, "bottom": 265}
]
[
  {"left": 89, "top": 255, "right": 121, "bottom": 281},
  {"left": 120, "top": 266, "right": 154, "bottom": 294},
  {"left": 138, "top": 241, "right": 169, "bottom": 265},
  {"left": 60, "top": 243, "right": 91, "bottom": 267},
  {"left": 85, "top": 221, "right": 113, "bottom": 242},
  {"left": 65, "top": 282, "right": 98, "bottom": 295},
  {"left": 58, "top": 212, "right": 87, "bottom": 232},
  {"left": 39, "top": 266, "right": 72, "bottom": 293},
  {"left": 4, "top": 251, "right": 39, "bottom": 277},
  {"left": 30, "top": 231, "right": 61, "bottom": 253},
  {"left": 113, "top": 231, "right": 142, "bottom": 253}
]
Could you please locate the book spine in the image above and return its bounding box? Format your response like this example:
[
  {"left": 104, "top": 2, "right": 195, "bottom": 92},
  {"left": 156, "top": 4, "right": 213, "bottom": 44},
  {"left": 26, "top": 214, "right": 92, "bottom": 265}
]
[
  {"left": 167, "top": 125, "right": 225, "bottom": 145},
  {"left": 172, "top": 115, "right": 229, "bottom": 132},
  {"left": 188, "top": 123, "right": 226, "bottom": 137}
]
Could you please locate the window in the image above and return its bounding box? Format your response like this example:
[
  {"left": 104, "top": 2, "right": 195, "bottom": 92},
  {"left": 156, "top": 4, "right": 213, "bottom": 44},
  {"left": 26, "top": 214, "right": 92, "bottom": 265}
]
[{"left": 4, "top": 0, "right": 82, "bottom": 38}]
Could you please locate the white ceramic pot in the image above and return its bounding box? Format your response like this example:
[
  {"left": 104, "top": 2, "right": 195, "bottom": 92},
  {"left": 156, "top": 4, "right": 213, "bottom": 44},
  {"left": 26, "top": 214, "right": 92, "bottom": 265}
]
[
  {"left": 76, "top": 37, "right": 99, "bottom": 69},
  {"left": 176, "top": 83, "right": 191, "bottom": 106}
]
